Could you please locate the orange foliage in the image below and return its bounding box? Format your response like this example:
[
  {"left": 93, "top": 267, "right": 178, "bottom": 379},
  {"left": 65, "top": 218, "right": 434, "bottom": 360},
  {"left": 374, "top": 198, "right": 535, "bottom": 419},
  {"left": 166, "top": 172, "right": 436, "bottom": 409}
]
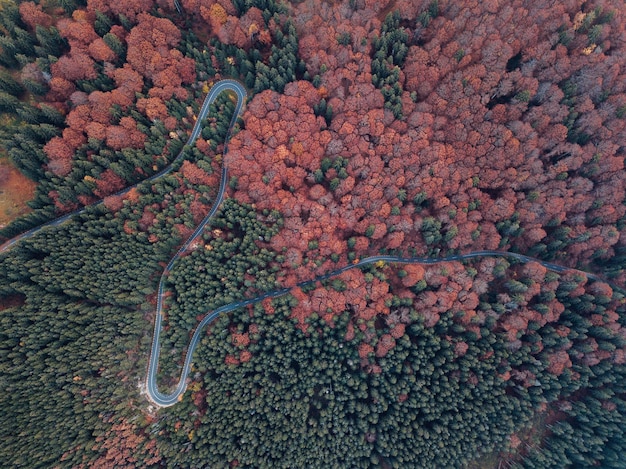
[
  {"left": 105, "top": 118, "right": 145, "bottom": 151},
  {"left": 358, "top": 343, "right": 374, "bottom": 360},
  {"left": 94, "top": 169, "right": 126, "bottom": 198},
  {"left": 19, "top": 2, "right": 52, "bottom": 29},
  {"left": 44, "top": 138, "right": 74, "bottom": 177},
  {"left": 180, "top": 160, "right": 213, "bottom": 185},
  {"left": 400, "top": 264, "right": 425, "bottom": 287},
  {"left": 454, "top": 341, "right": 469, "bottom": 357},
  {"left": 103, "top": 194, "right": 124, "bottom": 212},
  {"left": 47, "top": 77, "right": 76, "bottom": 102},
  {"left": 547, "top": 350, "right": 573, "bottom": 376},
  {"left": 375, "top": 334, "right": 396, "bottom": 358},
  {"left": 232, "top": 332, "right": 250, "bottom": 348},
  {"left": 112, "top": 65, "right": 144, "bottom": 103},
  {"left": 224, "top": 354, "right": 240, "bottom": 365},
  {"left": 87, "top": 0, "right": 154, "bottom": 22},
  {"left": 88, "top": 38, "right": 116, "bottom": 62},
  {"left": 204, "top": 3, "right": 228, "bottom": 28},
  {"left": 390, "top": 323, "right": 405, "bottom": 339},
  {"left": 92, "top": 419, "right": 160, "bottom": 468},
  {"left": 125, "top": 14, "right": 195, "bottom": 99},
  {"left": 137, "top": 97, "right": 169, "bottom": 121}
]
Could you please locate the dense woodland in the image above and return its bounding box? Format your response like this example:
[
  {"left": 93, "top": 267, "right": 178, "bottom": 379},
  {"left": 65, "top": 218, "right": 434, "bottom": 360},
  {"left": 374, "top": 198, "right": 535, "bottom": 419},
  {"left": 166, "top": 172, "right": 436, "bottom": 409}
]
[{"left": 0, "top": 0, "right": 625, "bottom": 467}]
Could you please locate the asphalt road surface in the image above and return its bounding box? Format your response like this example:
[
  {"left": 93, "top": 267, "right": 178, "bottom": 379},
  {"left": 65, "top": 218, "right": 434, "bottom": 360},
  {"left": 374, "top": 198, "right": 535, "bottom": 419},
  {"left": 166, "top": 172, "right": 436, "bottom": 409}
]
[{"left": 0, "top": 80, "right": 613, "bottom": 408}]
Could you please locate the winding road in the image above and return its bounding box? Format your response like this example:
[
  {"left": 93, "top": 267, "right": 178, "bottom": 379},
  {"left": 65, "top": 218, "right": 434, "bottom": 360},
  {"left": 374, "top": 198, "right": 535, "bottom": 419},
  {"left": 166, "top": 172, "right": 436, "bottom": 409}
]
[
  {"left": 0, "top": 79, "right": 246, "bottom": 252},
  {"left": 0, "top": 80, "right": 613, "bottom": 407}
]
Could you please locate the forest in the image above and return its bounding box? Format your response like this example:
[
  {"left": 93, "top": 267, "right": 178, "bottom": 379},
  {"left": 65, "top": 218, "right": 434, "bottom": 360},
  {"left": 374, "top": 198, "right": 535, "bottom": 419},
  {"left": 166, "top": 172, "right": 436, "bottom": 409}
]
[{"left": 0, "top": 0, "right": 625, "bottom": 467}]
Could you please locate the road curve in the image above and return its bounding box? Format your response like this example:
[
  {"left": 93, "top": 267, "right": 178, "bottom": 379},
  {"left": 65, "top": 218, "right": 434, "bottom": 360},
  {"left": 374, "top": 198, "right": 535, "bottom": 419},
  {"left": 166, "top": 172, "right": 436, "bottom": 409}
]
[
  {"left": 146, "top": 81, "right": 247, "bottom": 406},
  {"left": 0, "top": 79, "right": 246, "bottom": 254},
  {"left": 148, "top": 249, "right": 614, "bottom": 407},
  {"left": 0, "top": 81, "right": 616, "bottom": 407}
]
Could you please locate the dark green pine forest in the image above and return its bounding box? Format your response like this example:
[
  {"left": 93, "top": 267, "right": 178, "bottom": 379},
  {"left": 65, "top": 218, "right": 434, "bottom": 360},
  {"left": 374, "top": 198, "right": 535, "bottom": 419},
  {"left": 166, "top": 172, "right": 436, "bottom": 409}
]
[{"left": 1, "top": 0, "right": 626, "bottom": 468}]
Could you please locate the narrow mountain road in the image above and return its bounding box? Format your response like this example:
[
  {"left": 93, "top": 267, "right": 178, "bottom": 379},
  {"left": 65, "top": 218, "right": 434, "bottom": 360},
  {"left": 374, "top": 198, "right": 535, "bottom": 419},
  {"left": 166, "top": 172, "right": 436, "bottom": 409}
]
[
  {"left": 146, "top": 80, "right": 246, "bottom": 406},
  {"left": 0, "top": 80, "right": 612, "bottom": 408},
  {"left": 0, "top": 79, "right": 246, "bottom": 253}
]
